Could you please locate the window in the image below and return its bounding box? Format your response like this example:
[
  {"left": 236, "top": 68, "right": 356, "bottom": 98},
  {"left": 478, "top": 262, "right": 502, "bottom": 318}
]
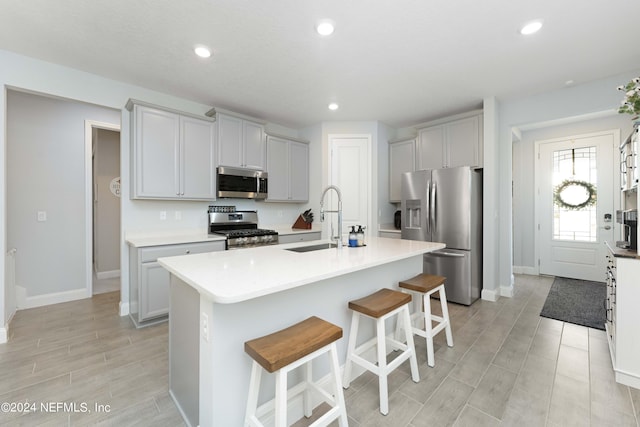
[{"left": 552, "top": 146, "right": 597, "bottom": 242}]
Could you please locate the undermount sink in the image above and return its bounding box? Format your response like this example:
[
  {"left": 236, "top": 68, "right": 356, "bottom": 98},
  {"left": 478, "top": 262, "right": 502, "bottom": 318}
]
[{"left": 285, "top": 243, "right": 338, "bottom": 253}]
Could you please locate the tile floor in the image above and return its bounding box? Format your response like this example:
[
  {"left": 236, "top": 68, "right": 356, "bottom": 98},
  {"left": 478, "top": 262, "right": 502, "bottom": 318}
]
[{"left": 1, "top": 274, "right": 638, "bottom": 426}]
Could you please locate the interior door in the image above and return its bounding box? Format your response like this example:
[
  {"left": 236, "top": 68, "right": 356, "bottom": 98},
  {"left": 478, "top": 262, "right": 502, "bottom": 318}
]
[
  {"left": 329, "top": 135, "right": 371, "bottom": 241},
  {"left": 537, "top": 131, "right": 615, "bottom": 281}
]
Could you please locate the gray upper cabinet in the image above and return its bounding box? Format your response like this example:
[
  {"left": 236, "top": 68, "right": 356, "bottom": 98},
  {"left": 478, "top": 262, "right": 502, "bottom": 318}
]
[
  {"left": 417, "top": 125, "right": 445, "bottom": 170},
  {"left": 266, "top": 134, "right": 309, "bottom": 202},
  {"left": 217, "top": 113, "right": 265, "bottom": 170},
  {"left": 128, "top": 100, "right": 216, "bottom": 200},
  {"left": 388, "top": 137, "right": 416, "bottom": 202},
  {"left": 417, "top": 114, "right": 483, "bottom": 170}
]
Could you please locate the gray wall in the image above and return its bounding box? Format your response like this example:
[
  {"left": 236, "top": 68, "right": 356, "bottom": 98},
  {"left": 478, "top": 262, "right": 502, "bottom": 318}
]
[
  {"left": 499, "top": 69, "right": 640, "bottom": 290},
  {"left": 7, "top": 90, "right": 120, "bottom": 300},
  {"left": 93, "top": 128, "right": 121, "bottom": 276}
]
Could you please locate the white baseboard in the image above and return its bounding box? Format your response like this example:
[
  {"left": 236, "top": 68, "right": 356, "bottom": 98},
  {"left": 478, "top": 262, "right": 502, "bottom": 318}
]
[
  {"left": 614, "top": 368, "right": 640, "bottom": 390},
  {"left": 96, "top": 269, "right": 120, "bottom": 280},
  {"left": 16, "top": 285, "right": 90, "bottom": 309},
  {"left": 0, "top": 324, "right": 7, "bottom": 344},
  {"left": 500, "top": 285, "right": 514, "bottom": 298},
  {"left": 119, "top": 301, "right": 129, "bottom": 316},
  {"left": 512, "top": 265, "right": 537, "bottom": 275},
  {"left": 481, "top": 288, "right": 500, "bottom": 302}
]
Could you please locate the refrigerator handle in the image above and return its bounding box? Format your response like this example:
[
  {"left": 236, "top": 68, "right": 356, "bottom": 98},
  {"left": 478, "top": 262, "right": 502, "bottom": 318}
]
[
  {"left": 430, "top": 182, "right": 437, "bottom": 233},
  {"left": 430, "top": 250, "right": 465, "bottom": 258},
  {"left": 424, "top": 179, "right": 430, "bottom": 235}
]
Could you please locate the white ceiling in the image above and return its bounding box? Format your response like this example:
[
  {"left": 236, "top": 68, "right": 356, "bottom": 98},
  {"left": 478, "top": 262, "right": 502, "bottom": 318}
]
[{"left": 1, "top": 0, "right": 639, "bottom": 128}]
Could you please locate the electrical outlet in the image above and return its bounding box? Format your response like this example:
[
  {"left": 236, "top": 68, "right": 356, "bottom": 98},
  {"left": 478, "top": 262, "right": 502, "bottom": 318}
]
[
  {"left": 201, "top": 312, "right": 209, "bottom": 342},
  {"left": 277, "top": 210, "right": 283, "bottom": 218},
  {"left": 160, "top": 211, "right": 167, "bottom": 220},
  {"left": 175, "top": 211, "right": 182, "bottom": 220},
  {"left": 37, "top": 211, "right": 47, "bottom": 222}
]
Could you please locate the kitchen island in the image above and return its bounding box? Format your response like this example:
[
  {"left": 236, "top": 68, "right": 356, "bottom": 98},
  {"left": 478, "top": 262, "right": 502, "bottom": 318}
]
[{"left": 158, "top": 236, "right": 445, "bottom": 426}]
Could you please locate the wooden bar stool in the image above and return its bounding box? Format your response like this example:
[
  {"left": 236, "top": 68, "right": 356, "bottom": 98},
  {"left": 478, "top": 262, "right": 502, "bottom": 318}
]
[
  {"left": 342, "top": 288, "right": 419, "bottom": 415},
  {"left": 397, "top": 273, "right": 453, "bottom": 367},
  {"left": 244, "top": 316, "right": 348, "bottom": 427}
]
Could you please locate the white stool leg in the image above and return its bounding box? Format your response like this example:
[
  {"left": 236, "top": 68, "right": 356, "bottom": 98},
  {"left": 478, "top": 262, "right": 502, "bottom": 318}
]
[
  {"left": 440, "top": 286, "right": 454, "bottom": 347},
  {"left": 423, "top": 292, "right": 435, "bottom": 367},
  {"left": 274, "top": 369, "right": 287, "bottom": 427},
  {"left": 342, "top": 311, "right": 359, "bottom": 388},
  {"left": 376, "top": 316, "right": 389, "bottom": 415},
  {"left": 402, "top": 305, "right": 420, "bottom": 383},
  {"left": 303, "top": 360, "right": 313, "bottom": 417},
  {"left": 245, "top": 361, "right": 262, "bottom": 426},
  {"left": 329, "top": 342, "right": 349, "bottom": 426}
]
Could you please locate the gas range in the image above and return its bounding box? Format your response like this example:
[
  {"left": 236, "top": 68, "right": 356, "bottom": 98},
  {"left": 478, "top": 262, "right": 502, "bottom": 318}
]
[{"left": 208, "top": 206, "right": 278, "bottom": 249}]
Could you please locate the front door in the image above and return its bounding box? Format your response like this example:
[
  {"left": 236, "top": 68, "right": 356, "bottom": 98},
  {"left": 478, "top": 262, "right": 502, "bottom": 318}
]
[{"left": 537, "top": 131, "right": 616, "bottom": 281}]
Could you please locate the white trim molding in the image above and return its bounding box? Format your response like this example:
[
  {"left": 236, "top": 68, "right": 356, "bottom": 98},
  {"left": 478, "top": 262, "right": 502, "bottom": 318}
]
[
  {"left": 16, "top": 286, "right": 90, "bottom": 310},
  {"left": 84, "top": 120, "right": 120, "bottom": 299},
  {"left": 119, "top": 301, "right": 129, "bottom": 317},
  {"left": 481, "top": 288, "right": 500, "bottom": 302},
  {"left": 513, "top": 265, "right": 538, "bottom": 276},
  {"left": 0, "top": 325, "right": 7, "bottom": 344},
  {"left": 96, "top": 269, "right": 120, "bottom": 280}
]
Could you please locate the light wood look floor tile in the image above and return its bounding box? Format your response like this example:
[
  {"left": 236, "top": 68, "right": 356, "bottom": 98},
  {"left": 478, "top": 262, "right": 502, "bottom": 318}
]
[
  {"left": 467, "top": 364, "right": 517, "bottom": 419},
  {"left": 1, "top": 275, "right": 639, "bottom": 427},
  {"left": 453, "top": 404, "right": 501, "bottom": 427}
]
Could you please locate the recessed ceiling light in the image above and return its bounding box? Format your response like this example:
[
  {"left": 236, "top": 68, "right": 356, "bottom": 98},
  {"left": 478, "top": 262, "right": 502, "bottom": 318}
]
[
  {"left": 316, "top": 19, "right": 335, "bottom": 36},
  {"left": 520, "top": 20, "right": 543, "bottom": 35},
  {"left": 328, "top": 103, "right": 339, "bottom": 111},
  {"left": 194, "top": 45, "right": 212, "bottom": 58}
]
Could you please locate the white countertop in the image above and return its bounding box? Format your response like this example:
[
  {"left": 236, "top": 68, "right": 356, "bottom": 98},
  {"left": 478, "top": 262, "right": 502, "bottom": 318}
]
[
  {"left": 125, "top": 225, "right": 321, "bottom": 248},
  {"left": 125, "top": 230, "right": 226, "bottom": 247},
  {"left": 158, "top": 236, "right": 444, "bottom": 304}
]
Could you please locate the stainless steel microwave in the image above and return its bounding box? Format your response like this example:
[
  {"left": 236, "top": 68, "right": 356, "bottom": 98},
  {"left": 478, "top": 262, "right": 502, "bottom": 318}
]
[{"left": 217, "top": 166, "right": 268, "bottom": 199}]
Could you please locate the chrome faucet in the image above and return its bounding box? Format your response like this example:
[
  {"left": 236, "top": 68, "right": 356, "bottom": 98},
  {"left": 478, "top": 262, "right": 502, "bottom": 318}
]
[{"left": 319, "top": 185, "right": 343, "bottom": 249}]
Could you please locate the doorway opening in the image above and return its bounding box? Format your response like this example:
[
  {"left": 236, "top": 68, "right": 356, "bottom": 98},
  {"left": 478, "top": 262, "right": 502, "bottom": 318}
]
[
  {"left": 535, "top": 130, "right": 616, "bottom": 281},
  {"left": 86, "top": 121, "right": 121, "bottom": 295}
]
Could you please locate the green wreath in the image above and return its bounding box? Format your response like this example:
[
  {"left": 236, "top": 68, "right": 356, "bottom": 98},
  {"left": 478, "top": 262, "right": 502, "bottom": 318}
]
[{"left": 553, "top": 179, "right": 597, "bottom": 210}]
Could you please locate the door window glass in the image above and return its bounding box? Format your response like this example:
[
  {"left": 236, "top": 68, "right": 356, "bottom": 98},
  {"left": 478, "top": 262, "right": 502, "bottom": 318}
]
[{"left": 552, "top": 146, "right": 597, "bottom": 241}]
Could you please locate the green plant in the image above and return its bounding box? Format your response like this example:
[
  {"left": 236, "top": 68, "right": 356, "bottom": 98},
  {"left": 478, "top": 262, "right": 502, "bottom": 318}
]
[{"left": 617, "top": 77, "right": 640, "bottom": 115}]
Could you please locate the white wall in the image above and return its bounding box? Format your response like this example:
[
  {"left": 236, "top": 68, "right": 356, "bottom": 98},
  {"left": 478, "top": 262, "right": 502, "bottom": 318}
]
[
  {"left": 513, "top": 113, "right": 632, "bottom": 270},
  {"left": 7, "top": 90, "right": 120, "bottom": 305},
  {"left": 94, "top": 128, "right": 121, "bottom": 276}
]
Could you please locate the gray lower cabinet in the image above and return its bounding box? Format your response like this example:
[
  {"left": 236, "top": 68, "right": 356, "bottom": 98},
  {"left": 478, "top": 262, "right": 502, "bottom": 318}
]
[{"left": 129, "top": 240, "right": 225, "bottom": 327}]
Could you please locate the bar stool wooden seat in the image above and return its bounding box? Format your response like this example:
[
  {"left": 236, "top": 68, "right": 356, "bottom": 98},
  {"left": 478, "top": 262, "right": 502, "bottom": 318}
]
[
  {"left": 397, "top": 273, "right": 453, "bottom": 367},
  {"left": 244, "top": 316, "right": 348, "bottom": 427},
  {"left": 342, "top": 288, "right": 419, "bottom": 415}
]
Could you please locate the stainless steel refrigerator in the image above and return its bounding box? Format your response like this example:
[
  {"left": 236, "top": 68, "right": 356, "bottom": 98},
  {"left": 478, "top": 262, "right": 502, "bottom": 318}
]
[{"left": 401, "top": 166, "right": 482, "bottom": 305}]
